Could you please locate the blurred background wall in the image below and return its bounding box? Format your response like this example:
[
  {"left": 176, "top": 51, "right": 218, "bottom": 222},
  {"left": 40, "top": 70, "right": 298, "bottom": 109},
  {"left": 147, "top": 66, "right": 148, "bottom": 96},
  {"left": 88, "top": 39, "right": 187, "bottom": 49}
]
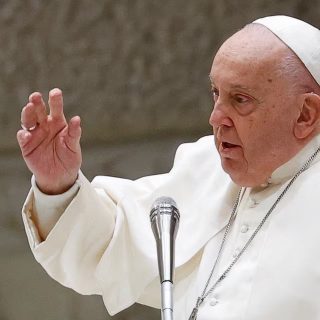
[{"left": 1, "top": 0, "right": 319, "bottom": 319}]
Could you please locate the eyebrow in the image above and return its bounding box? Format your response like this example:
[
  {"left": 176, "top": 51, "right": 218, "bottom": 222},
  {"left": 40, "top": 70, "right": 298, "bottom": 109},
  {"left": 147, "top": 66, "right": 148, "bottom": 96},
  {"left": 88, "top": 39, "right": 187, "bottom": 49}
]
[{"left": 209, "top": 75, "right": 254, "bottom": 92}]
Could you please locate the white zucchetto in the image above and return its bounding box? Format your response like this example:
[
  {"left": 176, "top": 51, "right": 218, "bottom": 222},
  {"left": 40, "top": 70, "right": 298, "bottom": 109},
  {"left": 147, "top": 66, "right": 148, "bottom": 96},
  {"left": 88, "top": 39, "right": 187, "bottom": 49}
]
[{"left": 253, "top": 15, "right": 320, "bottom": 86}]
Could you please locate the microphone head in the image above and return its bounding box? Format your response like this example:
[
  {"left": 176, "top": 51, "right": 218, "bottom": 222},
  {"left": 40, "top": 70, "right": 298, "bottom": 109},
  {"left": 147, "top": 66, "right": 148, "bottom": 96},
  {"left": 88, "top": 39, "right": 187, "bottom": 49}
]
[
  {"left": 150, "top": 196, "right": 180, "bottom": 222},
  {"left": 153, "top": 196, "right": 177, "bottom": 208}
]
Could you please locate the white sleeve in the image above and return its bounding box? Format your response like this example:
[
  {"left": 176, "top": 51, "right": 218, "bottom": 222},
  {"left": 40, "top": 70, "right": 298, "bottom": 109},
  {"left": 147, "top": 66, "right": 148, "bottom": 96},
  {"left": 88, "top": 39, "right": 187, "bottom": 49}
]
[
  {"left": 22, "top": 170, "right": 118, "bottom": 295},
  {"left": 31, "top": 175, "right": 80, "bottom": 239}
]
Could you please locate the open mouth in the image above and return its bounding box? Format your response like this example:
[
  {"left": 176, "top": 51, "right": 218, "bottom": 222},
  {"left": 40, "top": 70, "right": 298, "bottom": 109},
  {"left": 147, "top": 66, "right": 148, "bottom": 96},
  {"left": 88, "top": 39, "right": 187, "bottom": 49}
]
[{"left": 222, "top": 142, "right": 238, "bottom": 149}]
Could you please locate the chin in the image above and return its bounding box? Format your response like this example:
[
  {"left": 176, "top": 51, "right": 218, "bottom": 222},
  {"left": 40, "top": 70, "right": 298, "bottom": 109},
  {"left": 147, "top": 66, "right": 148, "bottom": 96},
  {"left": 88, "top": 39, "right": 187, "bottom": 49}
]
[
  {"left": 221, "top": 162, "right": 244, "bottom": 186},
  {"left": 221, "top": 160, "right": 265, "bottom": 187},
  {"left": 227, "top": 172, "right": 251, "bottom": 187},
  {"left": 229, "top": 175, "right": 259, "bottom": 187}
]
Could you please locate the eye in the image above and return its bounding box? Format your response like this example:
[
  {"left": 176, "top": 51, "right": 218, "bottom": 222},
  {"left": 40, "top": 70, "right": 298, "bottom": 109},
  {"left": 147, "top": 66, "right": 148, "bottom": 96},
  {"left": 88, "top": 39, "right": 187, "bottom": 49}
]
[
  {"left": 231, "top": 93, "right": 257, "bottom": 115},
  {"left": 233, "top": 94, "right": 251, "bottom": 104},
  {"left": 211, "top": 88, "right": 219, "bottom": 102}
]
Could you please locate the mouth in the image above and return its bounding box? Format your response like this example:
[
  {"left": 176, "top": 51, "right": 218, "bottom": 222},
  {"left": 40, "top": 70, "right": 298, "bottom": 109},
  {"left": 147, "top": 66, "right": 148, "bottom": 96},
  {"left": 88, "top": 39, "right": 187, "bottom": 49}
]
[
  {"left": 218, "top": 140, "right": 242, "bottom": 158},
  {"left": 221, "top": 141, "right": 238, "bottom": 149}
]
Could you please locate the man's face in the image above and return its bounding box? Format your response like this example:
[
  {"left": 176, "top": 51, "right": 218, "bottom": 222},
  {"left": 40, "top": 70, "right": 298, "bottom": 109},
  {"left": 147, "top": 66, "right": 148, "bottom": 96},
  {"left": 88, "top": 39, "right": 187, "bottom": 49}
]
[{"left": 209, "top": 27, "right": 304, "bottom": 187}]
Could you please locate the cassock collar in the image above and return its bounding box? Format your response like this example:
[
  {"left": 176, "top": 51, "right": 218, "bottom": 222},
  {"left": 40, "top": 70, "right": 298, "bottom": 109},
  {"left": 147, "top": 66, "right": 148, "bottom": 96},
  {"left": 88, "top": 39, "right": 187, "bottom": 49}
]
[{"left": 267, "top": 134, "right": 320, "bottom": 186}]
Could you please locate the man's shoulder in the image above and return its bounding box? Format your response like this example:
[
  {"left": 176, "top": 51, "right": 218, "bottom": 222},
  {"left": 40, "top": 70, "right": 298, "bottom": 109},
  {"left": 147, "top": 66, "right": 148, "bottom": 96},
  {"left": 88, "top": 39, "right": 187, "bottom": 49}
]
[
  {"left": 173, "top": 135, "right": 219, "bottom": 165},
  {"left": 171, "top": 135, "right": 228, "bottom": 182}
]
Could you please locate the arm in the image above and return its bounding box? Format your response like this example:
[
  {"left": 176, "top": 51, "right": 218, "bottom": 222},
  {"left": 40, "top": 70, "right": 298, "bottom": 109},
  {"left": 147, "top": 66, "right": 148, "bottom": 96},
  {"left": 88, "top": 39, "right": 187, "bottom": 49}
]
[
  {"left": 18, "top": 90, "right": 220, "bottom": 315},
  {"left": 17, "top": 89, "right": 116, "bottom": 294},
  {"left": 31, "top": 174, "right": 80, "bottom": 240},
  {"left": 18, "top": 88, "right": 157, "bottom": 312}
]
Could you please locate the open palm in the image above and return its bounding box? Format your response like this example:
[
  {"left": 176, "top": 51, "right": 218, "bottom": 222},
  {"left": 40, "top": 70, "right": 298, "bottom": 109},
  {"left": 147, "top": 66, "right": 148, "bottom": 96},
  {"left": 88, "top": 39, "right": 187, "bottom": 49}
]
[{"left": 17, "top": 89, "right": 82, "bottom": 194}]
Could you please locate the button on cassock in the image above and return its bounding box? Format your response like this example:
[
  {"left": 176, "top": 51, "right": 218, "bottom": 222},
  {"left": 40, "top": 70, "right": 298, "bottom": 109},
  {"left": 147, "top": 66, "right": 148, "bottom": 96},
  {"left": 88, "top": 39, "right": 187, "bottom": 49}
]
[
  {"left": 209, "top": 298, "right": 219, "bottom": 306},
  {"left": 248, "top": 198, "right": 258, "bottom": 208},
  {"left": 240, "top": 224, "right": 249, "bottom": 233}
]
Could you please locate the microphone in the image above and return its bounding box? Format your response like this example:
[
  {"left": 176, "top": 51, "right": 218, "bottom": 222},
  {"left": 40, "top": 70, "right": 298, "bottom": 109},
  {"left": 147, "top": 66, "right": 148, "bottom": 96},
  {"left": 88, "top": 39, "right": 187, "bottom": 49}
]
[{"left": 150, "top": 196, "right": 180, "bottom": 320}]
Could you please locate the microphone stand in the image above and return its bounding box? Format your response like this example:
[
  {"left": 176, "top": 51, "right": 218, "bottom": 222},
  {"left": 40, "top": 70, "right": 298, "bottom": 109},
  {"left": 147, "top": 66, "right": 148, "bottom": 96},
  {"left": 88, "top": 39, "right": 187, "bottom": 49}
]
[{"left": 150, "top": 197, "right": 180, "bottom": 320}]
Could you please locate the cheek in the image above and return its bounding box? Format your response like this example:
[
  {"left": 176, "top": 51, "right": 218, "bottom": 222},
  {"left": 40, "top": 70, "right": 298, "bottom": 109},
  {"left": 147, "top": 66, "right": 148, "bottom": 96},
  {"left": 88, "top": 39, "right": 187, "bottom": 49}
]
[
  {"left": 235, "top": 117, "right": 262, "bottom": 147},
  {"left": 244, "top": 117, "right": 292, "bottom": 160},
  {"left": 236, "top": 116, "right": 275, "bottom": 158}
]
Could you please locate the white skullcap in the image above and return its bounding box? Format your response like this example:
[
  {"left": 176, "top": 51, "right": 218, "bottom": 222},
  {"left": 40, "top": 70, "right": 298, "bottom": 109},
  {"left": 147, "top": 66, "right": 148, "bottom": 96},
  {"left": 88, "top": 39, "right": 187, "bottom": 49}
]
[{"left": 252, "top": 15, "right": 320, "bottom": 86}]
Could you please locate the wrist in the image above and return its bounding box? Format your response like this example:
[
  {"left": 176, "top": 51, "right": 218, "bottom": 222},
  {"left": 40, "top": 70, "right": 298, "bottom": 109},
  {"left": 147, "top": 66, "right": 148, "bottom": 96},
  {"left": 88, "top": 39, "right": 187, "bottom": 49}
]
[{"left": 35, "top": 174, "right": 78, "bottom": 195}]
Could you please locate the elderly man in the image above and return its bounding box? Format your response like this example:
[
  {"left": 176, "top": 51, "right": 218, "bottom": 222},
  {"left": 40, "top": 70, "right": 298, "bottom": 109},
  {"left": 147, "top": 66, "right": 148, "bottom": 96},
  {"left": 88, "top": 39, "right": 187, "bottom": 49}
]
[{"left": 17, "top": 15, "right": 320, "bottom": 319}]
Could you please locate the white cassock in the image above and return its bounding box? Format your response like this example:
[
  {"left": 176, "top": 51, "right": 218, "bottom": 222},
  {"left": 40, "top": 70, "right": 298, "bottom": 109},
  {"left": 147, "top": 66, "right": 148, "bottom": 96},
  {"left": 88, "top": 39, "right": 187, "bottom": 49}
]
[{"left": 22, "top": 134, "right": 320, "bottom": 320}]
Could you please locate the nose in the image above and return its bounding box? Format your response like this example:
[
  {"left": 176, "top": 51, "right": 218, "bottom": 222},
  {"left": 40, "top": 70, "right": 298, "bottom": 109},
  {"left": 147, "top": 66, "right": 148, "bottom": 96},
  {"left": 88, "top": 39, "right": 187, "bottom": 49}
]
[{"left": 209, "top": 102, "right": 233, "bottom": 128}]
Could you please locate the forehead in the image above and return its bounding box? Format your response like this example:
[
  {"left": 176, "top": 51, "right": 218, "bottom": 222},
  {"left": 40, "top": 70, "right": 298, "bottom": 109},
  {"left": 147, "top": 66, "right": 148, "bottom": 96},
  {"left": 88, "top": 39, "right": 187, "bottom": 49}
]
[{"left": 210, "top": 27, "right": 289, "bottom": 86}]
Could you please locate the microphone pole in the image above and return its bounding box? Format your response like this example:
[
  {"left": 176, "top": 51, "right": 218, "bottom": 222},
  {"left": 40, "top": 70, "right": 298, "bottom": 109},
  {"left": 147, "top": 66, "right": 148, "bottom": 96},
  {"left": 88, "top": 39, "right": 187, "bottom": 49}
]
[{"left": 150, "top": 197, "right": 180, "bottom": 320}]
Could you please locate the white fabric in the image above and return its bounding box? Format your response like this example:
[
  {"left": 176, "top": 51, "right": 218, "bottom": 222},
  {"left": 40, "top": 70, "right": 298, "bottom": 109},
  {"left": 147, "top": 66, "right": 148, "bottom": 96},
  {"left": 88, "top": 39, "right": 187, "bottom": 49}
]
[
  {"left": 22, "top": 134, "right": 320, "bottom": 319},
  {"left": 253, "top": 15, "right": 320, "bottom": 86},
  {"left": 31, "top": 176, "right": 80, "bottom": 239}
]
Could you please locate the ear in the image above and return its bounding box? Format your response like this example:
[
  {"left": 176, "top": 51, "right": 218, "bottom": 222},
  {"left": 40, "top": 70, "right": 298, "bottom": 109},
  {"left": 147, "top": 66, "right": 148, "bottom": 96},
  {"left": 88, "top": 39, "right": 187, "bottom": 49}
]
[{"left": 293, "top": 93, "right": 320, "bottom": 139}]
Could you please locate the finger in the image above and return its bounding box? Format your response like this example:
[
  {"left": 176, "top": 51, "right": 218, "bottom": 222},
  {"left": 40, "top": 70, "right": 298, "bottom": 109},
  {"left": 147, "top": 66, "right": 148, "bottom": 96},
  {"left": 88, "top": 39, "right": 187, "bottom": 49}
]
[
  {"left": 66, "top": 116, "right": 82, "bottom": 151},
  {"left": 48, "top": 88, "right": 66, "bottom": 121},
  {"left": 29, "top": 92, "right": 47, "bottom": 124},
  {"left": 21, "top": 103, "right": 38, "bottom": 129},
  {"left": 17, "top": 129, "right": 32, "bottom": 149},
  {"left": 17, "top": 126, "right": 46, "bottom": 158}
]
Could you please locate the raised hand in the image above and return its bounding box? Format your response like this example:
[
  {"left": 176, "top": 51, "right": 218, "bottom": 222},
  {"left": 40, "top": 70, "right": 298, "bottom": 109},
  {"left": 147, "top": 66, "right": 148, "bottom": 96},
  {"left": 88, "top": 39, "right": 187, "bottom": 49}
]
[{"left": 17, "top": 88, "right": 82, "bottom": 194}]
